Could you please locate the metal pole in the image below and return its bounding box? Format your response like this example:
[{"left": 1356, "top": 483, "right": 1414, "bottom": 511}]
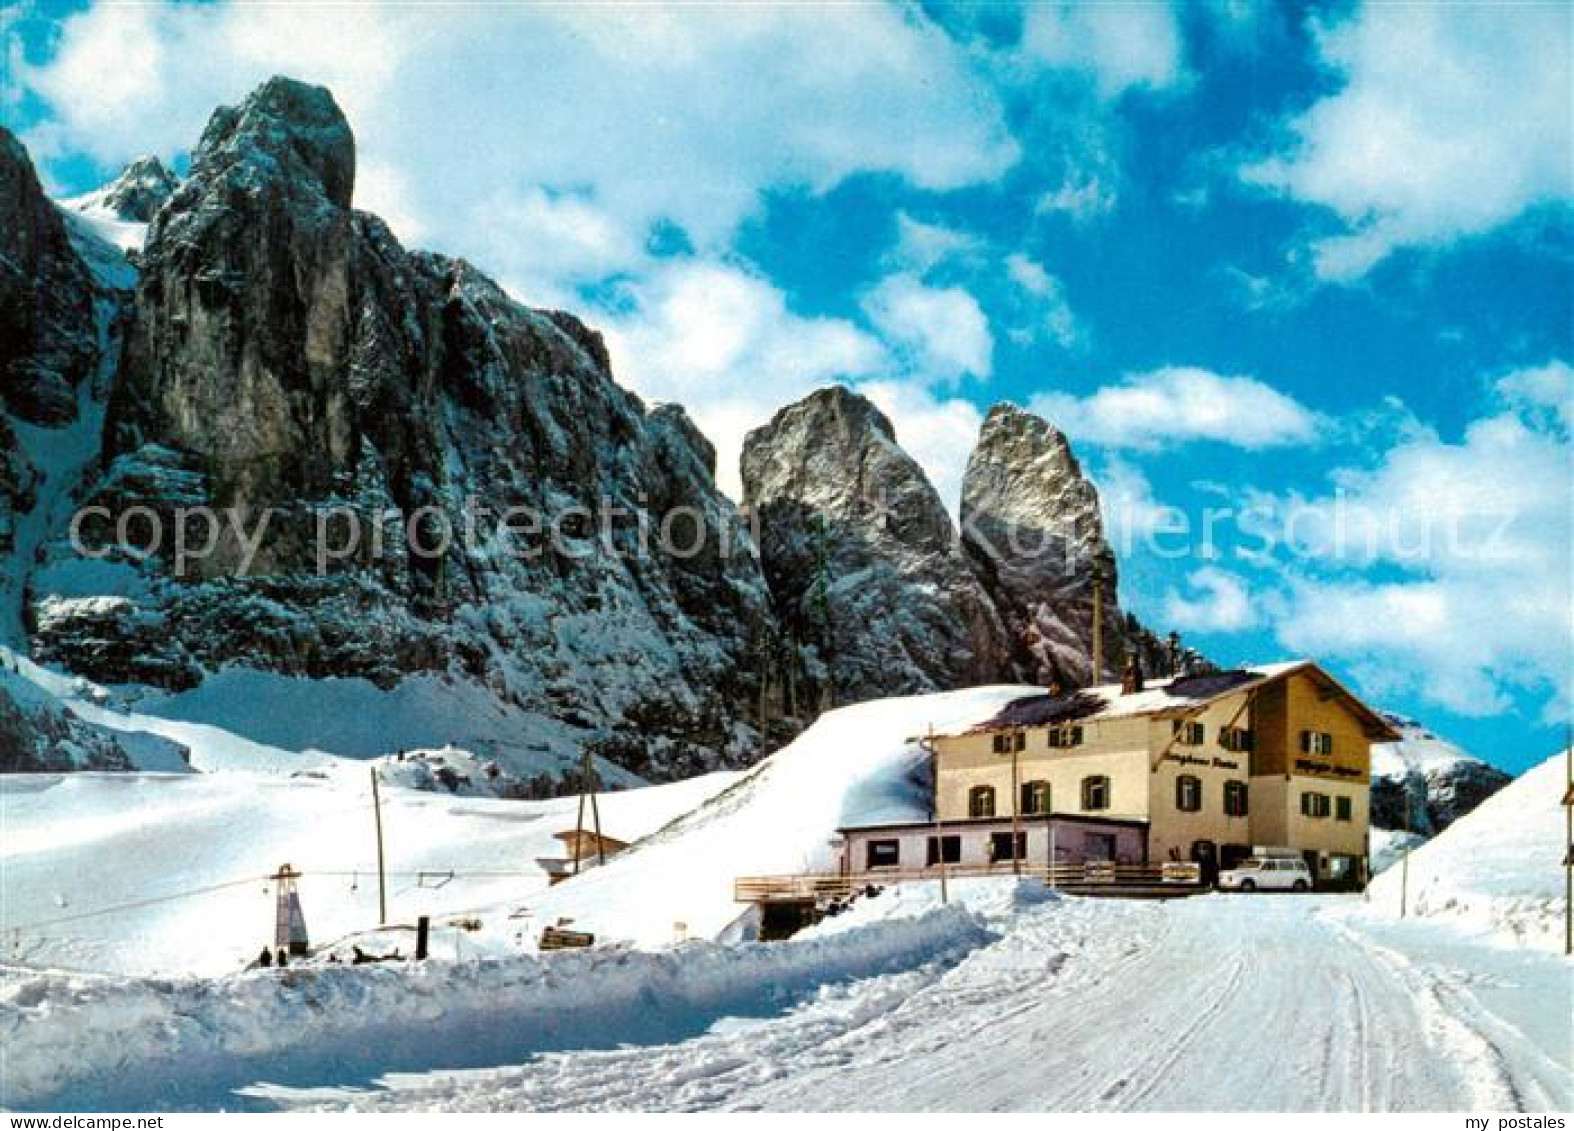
[
  {"left": 370, "top": 767, "right": 388, "bottom": 926},
  {"left": 1011, "top": 737, "right": 1022, "bottom": 877},
  {"left": 1091, "top": 565, "right": 1104, "bottom": 683},
  {"left": 587, "top": 749, "right": 605, "bottom": 866},
  {"left": 927, "top": 725, "right": 948, "bottom": 905},
  {"left": 1564, "top": 724, "right": 1571, "bottom": 956},
  {"left": 1049, "top": 818, "right": 1058, "bottom": 891},
  {"left": 1399, "top": 786, "right": 1411, "bottom": 920}
]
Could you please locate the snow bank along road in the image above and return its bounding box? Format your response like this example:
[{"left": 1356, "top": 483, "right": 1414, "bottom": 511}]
[
  {"left": 262, "top": 892, "right": 1571, "bottom": 1114},
  {"left": 5, "top": 890, "right": 1569, "bottom": 1112}
]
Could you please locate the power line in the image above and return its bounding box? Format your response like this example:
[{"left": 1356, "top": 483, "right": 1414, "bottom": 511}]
[{"left": 3, "top": 866, "right": 548, "bottom": 936}]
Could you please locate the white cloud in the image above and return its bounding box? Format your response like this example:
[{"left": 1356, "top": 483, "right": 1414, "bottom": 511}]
[
  {"left": 1033, "top": 169, "right": 1118, "bottom": 222},
  {"left": 597, "top": 258, "right": 888, "bottom": 498},
  {"left": 887, "top": 213, "right": 986, "bottom": 276},
  {"left": 1020, "top": 1, "right": 1187, "bottom": 98},
  {"left": 1031, "top": 366, "right": 1322, "bottom": 450},
  {"left": 1005, "top": 253, "right": 1081, "bottom": 349},
  {"left": 1089, "top": 457, "right": 1182, "bottom": 556},
  {"left": 1247, "top": 364, "right": 1572, "bottom": 717},
  {"left": 1494, "top": 359, "right": 1573, "bottom": 434},
  {"left": 1243, "top": 4, "right": 1573, "bottom": 280},
  {"left": 18, "top": 2, "right": 1018, "bottom": 264},
  {"left": 1163, "top": 567, "right": 1258, "bottom": 633},
  {"left": 861, "top": 273, "right": 994, "bottom": 384}
]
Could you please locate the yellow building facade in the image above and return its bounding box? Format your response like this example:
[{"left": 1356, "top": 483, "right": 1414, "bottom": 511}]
[{"left": 931, "top": 662, "right": 1397, "bottom": 886}]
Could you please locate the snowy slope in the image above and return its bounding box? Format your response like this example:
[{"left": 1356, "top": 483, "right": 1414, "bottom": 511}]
[
  {"left": 0, "top": 765, "right": 738, "bottom": 977},
  {"left": 0, "top": 905, "right": 988, "bottom": 1111},
  {"left": 526, "top": 685, "right": 1037, "bottom": 948},
  {"left": 1366, "top": 751, "right": 1570, "bottom": 949}
]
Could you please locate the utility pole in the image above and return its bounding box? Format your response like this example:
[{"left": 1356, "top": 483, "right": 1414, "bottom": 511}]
[
  {"left": 1564, "top": 724, "right": 1571, "bottom": 956},
  {"left": 572, "top": 746, "right": 605, "bottom": 876},
  {"left": 925, "top": 725, "right": 948, "bottom": 906},
  {"left": 370, "top": 766, "right": 388, "bottom": 926},
  {"left": 1399, "top": 786, "right": 1411, "bottom": 920},
  {"left": 1090, "top": 562, "right": 1104, "bottom": 684},
  {"left": 1011, "top": 734, "right": 1023, "bottom": 878}
]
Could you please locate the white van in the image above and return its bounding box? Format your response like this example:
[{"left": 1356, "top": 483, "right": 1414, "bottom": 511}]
[{"left": 1217, "top": 855, "right": 1313, "bottom": 892}]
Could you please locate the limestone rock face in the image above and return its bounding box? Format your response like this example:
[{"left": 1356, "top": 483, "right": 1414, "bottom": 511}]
[
  {"left": 0, "top": 127, "right": 98, "bottom": 426},
  {"left": 741, "top": 386, "right": 1009, "bottom": 705},
  {"left": 960, "top": 403, "right": 1125, "bottom": 688},
  {"left": 29, "top": 77, "right": 776, "bottom": 779}
]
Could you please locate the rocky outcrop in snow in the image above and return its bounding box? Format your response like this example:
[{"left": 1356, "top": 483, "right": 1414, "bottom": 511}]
[
  {"left": 0, "top": 667, "right": 187, "bottom": 772},
  {"left": 0, "top": 127, "right": 99, "bottom": 426},
  {"left": 741, "top": 387, "right": 1009, "bottom": 705},
  {"left": 67, "top": 155, "right": 177, "bottom": 224},
  {"left": 28, "top": 76, "right": 777, "bottom": 780},
  {"left": 1369, "top": 714, "right": 1511, "bottom": 837},
  {"left": 960, "top": 403, "right": 1127, "bottom": 688}
]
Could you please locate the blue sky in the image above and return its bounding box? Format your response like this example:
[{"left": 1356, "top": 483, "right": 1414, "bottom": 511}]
[{"left": 4, "top": 1, "right": 1570, "bottom": 772}]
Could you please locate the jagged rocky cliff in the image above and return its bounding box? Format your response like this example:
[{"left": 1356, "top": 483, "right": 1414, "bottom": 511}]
[
  {"left": 3, "top": 75, "right": 1203, "bottom": 783},
  {"left": 740, "top": 388, "right": 1009, "bottom": 706},
  {"left": 17, "top": 78, "right": 776, "bottom": 779},
  {"left": 0, "top": 127, "right": 99, "bottom": 429},
  {"left": 960, "top": 403, "right": 1126, "bottom": 688}
]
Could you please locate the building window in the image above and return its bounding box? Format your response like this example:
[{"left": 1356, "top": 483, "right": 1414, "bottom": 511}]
[
  {"left": 866, "top": 839, "right": 900, "bottom": 868},
  {"left": 1081, "top": 775, "right": 1110, "bottom": 811},
  {"left": 1175, "top": 774, "right": 1202, "bottom": 812},
  {"left": 1223, "top": 780, "right": 1248, "bottom": 817},
  {"left": 1047, "top": 724, "right": 1084, "bottom": 749},
  {"left": 926, "top": 834, "right": 961, "bottom": 865},
  {"left": 1300, "top": 791, "right": 1331, "bottom": 819},
  {"left": 1083, "top": 832, "right": 1117, "bottom": 861},
  {"left": 1300, "top": 730, "right": 1334, "bottom": 756},
  {"left": 1335, "top": 795, "right": 1352, "bottom": 822},
  {"left": 969, "top": 785, "right": 996, "bottom": 818},
  {"left": 992, "top": 731, "right": 1026, "bottom": 754},
  {"left": 1172, "top": 720, "right": 1205, "bottom": 746},
  {"left": 1021, "top": 780, "right": 1051, "bottom": 815},
  {"left": 1220, "top": 725, "right": 1254, "bottom": 753},
  {"left": 990, "top": 831, "right": 1027, "bottom": 861}
]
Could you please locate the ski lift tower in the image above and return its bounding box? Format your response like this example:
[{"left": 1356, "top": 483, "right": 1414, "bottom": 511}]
[{"left": 272, "top": 863, "right": 309, "bottom": 957}]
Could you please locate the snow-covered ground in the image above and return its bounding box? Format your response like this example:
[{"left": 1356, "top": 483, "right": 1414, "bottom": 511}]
[
  {"left": 1362, "top": 751, "right": 1570, "bottom": 950},
  {"left": 4, "top": 886, "right": 1567, "bottom": 1112},
  {"left": 0, "top": 765, "right": 737, "bottom": 977},
  {"left": 3, "top": 668, "right": 1566, "bottom": 1112}
]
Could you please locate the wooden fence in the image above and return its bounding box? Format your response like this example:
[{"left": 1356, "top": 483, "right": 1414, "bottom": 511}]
[{"left": 735, "top": 860, "right": 1203, "bottom": 903}]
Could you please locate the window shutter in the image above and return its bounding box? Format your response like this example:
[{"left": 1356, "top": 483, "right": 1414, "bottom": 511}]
[{"left": 1299, "top": 730, "right": 1311, "bottom": 753}]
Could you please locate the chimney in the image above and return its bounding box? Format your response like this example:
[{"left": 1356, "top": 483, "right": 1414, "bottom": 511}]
[
  {"left": 1167, "top": 631, "right": 1182, "bottom": 677},
  {"left": 1122, "top": 655, "right": 1144, "bottom": 696}
]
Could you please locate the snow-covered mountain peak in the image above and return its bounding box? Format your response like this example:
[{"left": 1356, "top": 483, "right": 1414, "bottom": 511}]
[{"left": 66, "top": 154, "right": 177, "bottom": 224}]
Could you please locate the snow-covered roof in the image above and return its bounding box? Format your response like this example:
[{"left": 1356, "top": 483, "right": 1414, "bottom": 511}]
[{"left": 950, "top": 659, "right": 1399, "bottom": 740}]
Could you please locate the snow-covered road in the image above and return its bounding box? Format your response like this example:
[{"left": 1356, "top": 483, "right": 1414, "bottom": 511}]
[{"left": 265, "top": 892, "right": 1570, "bottom": 1113}]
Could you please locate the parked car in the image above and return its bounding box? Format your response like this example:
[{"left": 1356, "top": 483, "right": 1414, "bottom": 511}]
[{"left": 1217, "top": 856, "right": 1312, "bottom": 892}]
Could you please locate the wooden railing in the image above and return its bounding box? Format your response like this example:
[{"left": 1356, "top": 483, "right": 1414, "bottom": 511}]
[{"left": 734, "top": 860, "right": 1202, "bottom": 902}]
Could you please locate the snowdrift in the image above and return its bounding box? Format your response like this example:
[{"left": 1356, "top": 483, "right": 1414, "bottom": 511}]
[
  {"left": 526, "top": 686, "right": 1035, "bottom": 948},
  {"left": 0, "top": 903, "right": 990, "bottom": 1111},
  {"left": 1366, "top": 751, "right": 1569, "bottom": 949}
]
